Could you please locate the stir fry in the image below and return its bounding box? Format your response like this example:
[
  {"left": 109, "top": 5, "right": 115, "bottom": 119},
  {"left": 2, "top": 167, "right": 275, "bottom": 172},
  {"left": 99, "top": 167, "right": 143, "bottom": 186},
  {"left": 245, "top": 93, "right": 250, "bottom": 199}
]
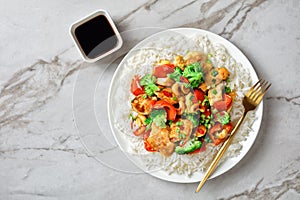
[{"left": 130, "top": 52, "right": 236, "bottom": 157}]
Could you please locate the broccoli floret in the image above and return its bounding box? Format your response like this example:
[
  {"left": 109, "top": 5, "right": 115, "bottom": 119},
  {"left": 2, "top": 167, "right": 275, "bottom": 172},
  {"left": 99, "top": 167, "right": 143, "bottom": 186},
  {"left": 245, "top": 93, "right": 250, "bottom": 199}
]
[
  {"left": 145, "top": 109, "right": 167, "bottom": 130},
  {"left": 175, "top": 139, "right": 202, "bottom": 154},
  {"left": 140, "top": 74, "right": 156, "bottom": 85},
  {"left": 167, "top": 67, "right": 182, "bottom": 82},
  {"left": 216, "top": 111, "right": 231, "bottom": 125},
  {"left": 140, "top": 74, "right": 159, "bottom": 96},
  {"left": 183, "top": 112, "right": 200, "bottom": 127},
  {"left": 144, "top": 83, "right": 159, "bottom": 96},
  {"left": 182, "top": 62, "right": 204, "bottom": 88},
  {"left": 149, "top": 109, "right": 167, "bottom": 128}
]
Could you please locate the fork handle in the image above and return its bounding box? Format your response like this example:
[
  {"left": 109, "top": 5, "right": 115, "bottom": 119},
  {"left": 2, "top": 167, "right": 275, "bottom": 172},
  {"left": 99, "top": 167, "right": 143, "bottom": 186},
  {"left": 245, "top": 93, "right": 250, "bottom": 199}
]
[{"left": 195, "top": 111, "right": 247, "bottom": 192}]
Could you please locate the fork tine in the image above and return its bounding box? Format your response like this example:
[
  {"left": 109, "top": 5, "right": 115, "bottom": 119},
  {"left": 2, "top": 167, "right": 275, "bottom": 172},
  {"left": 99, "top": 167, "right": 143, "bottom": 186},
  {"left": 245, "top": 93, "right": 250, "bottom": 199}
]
[
  {"left": 263, "top": 82, "right": 272, "bottom": 93},
  {"left": 251, "top": 80, "right": 267, "bottom": 100},
  {"left": 248, "top": 79, "right": 264, "bottom": 99},
  {"left": 246, "top": 79, "right": 262, "bottom": 97},
  {"left": 254, "top": 82, "right": 271, "bottom": 103}
]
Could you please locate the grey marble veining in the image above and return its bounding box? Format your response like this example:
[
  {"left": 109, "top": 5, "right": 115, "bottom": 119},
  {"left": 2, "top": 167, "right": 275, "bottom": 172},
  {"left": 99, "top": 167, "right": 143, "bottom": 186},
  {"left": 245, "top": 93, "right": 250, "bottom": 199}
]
[{"left": 0, "top": 0, "right": 299, "bottom": 199}]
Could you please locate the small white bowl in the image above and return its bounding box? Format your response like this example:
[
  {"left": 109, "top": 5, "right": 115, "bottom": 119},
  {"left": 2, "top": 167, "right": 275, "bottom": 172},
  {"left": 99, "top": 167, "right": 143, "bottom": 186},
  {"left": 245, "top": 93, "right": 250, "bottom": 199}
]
[{"left": 69, "top": 10, "right": 123, "bottom": 63}]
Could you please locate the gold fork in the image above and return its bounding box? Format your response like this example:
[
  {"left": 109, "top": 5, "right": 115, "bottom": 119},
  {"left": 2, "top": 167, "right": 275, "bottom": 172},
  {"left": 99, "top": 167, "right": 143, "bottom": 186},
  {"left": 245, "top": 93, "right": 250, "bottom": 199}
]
[{"left": 195, "top": 79, "right": 271, "bottom": 193}]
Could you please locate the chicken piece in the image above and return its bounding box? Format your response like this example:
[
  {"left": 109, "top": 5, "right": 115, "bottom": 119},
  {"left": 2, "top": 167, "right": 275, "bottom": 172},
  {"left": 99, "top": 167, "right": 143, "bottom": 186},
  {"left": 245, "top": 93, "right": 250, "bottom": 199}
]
[
  {"left": 204, "top": 69, "right": 223, "bottom": 86},
  {"left": 184, "top": 51, "right": 204, "bottom": 65},
  {"left": 169, "top": 119, "right": 193, "bottom": 143},
  {"left": 208, "top": 83, "right": 224, "bottom": 106},
  {"left": 202, "top": 63, "right": 213, "bottom": 74},
  {"left": 183, "top": 52, "right": 214, "bottom": 73},
  {"left": 205, "top": 67, "right": 230, "bottom": 86},
  {"left": 156, "top": 77, "right": 175, "bottom": 87},
  {"left": 181, "top": 119, "right": 193, "bottom": 139},
  {"left": 159, "top": 142, "right": 176, "bottom": 157},
  {"left": 185, "top": 92, "right": 200, "bottom": 113},
  {"left": 131, "top": 95, "right": 154, "bottom": 115},
  {"left": 169, "top": 124, "right": 180, "bottom": 142},
  {"left": 147, "top": 123, "right": 175, "bottom": 157}
]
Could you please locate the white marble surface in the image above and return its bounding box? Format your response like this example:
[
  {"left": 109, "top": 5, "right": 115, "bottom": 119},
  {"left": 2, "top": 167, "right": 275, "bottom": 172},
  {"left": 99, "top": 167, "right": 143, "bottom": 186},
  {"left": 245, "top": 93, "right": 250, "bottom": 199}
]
[{"left": 0, "top": 0, "right": 300, "bottom": 199}]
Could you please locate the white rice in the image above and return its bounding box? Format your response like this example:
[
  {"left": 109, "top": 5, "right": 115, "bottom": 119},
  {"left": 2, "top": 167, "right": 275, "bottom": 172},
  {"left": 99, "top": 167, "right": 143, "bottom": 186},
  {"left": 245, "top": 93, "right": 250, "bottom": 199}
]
[{"left": 111, "top": 33, "right": 256, "bottom": 176}]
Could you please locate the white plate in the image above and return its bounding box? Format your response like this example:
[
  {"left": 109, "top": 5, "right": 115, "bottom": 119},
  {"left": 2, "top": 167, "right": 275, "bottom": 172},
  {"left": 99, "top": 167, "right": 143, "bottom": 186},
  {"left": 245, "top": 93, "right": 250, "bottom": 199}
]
[{"left": 107, "top": 28, "right": 263, "bottom": 183}]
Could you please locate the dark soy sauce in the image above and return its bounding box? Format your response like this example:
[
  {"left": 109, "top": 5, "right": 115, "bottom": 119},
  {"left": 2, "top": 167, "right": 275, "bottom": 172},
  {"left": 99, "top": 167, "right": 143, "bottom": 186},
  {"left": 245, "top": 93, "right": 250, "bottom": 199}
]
[{"left": 74, "top": 15, "right": 118, "bottom": 59}]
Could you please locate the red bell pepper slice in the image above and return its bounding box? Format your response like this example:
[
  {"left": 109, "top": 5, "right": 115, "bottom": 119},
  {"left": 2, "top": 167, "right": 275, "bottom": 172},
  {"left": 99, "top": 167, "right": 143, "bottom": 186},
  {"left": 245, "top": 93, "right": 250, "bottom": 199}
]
[
  {"left": 153, "top": 64, "right": 175, "bottom": 78},
  {"left": 213, "top": 94, "right": 232, "bottom": 111},
  {"left": 130, "top": 75, "right": 145, "bottom": 96},
  {"left": 193, "top": 89, "right": 205, "bottom": 103},
  {"left": 154, "top": 100, "right": 177, "bottom": 121},
  {"left": 149, "top": 99, "right": 157, "bottom": 108},
  {"left": 224, "top": 94, "right": 232, "bottom": 108},
  {"left": 213, "top": 101, "right": 227, "bottom": 111},
  {"left": 162, "top": 90, "right": 173, "bottom": 97},
  {"left": 223, "top": 122, "right": 233, "bottom": 133},
  {"left": 188, "top": 147, "right": 201, "bottom": 155}
]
